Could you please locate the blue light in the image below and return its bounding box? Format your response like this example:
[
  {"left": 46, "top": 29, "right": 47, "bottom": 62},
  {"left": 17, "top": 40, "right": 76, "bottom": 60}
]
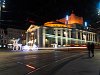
[
  {"left": 85, "top": 22, "right": 87, "bottom": 27},
  {"left": 97, "top": 1, "right": 100, "bottom": 9},
  {"left": 97, "top": 1, "right": 100, "bottom": 15},
  {"left": 0, "top": 0, "right": 6, "bottom": 8},
  {"left": 66, "top": 15, "right": 69, "bottom": 20}
]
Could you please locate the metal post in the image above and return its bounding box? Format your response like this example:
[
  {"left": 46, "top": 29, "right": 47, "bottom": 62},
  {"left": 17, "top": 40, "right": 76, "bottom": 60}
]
[{"left": 0, "top": 2, "right": 1, "bottom": 26}]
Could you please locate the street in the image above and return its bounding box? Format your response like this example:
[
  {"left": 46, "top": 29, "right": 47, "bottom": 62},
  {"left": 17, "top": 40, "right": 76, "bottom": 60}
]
[
  {"left": 0, "top": 49, "right": 85, "bottom": 75},
  {"left": 53, "top": 50, "right": 100, "bottom": 75}
]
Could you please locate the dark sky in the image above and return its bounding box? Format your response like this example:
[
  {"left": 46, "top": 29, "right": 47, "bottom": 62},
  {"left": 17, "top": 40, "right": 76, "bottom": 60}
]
[{"left": 1, "top": 0, "right": 100, "bottom": 29}]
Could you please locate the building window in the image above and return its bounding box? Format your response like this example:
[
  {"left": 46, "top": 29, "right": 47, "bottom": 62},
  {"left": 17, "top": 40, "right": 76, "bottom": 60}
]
[
  {"left": 1, "top": 40, "right": 3, "bottom": 43},
  {"left": 58, "top": 34, "right": 60, "bottom": 36},
  {"left": 4, "top": 40, "right": 6, "bottom": 43}
]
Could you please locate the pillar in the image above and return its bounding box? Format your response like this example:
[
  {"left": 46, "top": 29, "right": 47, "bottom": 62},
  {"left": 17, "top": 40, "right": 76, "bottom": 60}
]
[
  {"left": 65, "top": 28, "right": 68, "bottom": 45},
  {"left": 43, "top": 27, "right": 46, "bottom": 47},
  {"left": 93, "top": 33, "right": 96, "bottom": 42},
  {"left": 80, "top": 30, "right": 82, "bottom": 44},
  {"left": 69, "top": 29, "right": 72, "bottom": 44},
  {"left": 26, "top": 32, "right": 29, "bottom": 45},
  {"left": 37, "top": 28, "right": 40, "bottom": 47},
  {"left": 60, "top": 28, "right": 63, "bottom": 46},
  {"left": 55, "top": 28, "right": 58, "bottom": 44},
  {"left": 75, "top": 29, "right": 78, "bottom": 44},
  {"left": 90, "top": 32, "right": 92, "bottom": 42}
]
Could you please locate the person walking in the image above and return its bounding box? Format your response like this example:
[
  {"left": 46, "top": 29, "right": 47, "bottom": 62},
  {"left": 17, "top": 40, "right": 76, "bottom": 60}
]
[
  {"left": 87, "top": 42, "right": 91, "bottom": 57},
  {"left": 87, "top": 42, "right": 95, "bottom": 57},
  {"left": 91, "top": 42, "right": 95, "bottom": 57}
]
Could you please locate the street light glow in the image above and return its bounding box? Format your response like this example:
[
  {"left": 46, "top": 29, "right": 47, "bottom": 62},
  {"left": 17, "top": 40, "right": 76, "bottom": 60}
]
[
  {"left": 0, "top": 0, "right": 6, "bottom": 8},
  {"left": 2, "top": 5, "right": 5, "bottom": 8},
  {"left": 97, "top": 1, "right": 100, "bottom": 15},
  {"left": 66, "top": 15, "right": 69, "bottom": 20},
  {"left": 85, "top": 21, "right": 87, "bottom": 27}
]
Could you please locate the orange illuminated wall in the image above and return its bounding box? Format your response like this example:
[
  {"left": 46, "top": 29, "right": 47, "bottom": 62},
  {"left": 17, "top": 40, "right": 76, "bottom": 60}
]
[
  {"left": 68, "top": 12, "right": 83, "bottom": 25},
  {"left": 44, "top": 12, "right": 83, "bottom": 27},
  {"left": 56, "top": 12, "right": 83, "bottom": 25}
]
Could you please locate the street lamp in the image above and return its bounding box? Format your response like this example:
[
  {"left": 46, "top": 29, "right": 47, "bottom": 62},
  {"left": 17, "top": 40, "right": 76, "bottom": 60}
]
[
  {"left": 97, "top": 1, "right": 100, "bottom": 15},
  {"left": 0, "top": 0, "right": 5, "bottom": 8},
  {"left": 0, "top": 0, "right": 5, "bottom": 24},
  {"left": 65, "top": 15, "right": 69, "bottom": 25},
  {"left": 84, "top": 21, "right": 88, "bottom": 43}
]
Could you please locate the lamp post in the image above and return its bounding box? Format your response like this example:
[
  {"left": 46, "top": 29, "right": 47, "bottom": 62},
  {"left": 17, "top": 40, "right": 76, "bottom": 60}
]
[
  {"left": 65, "top": 15, "right": 69, "bottom": 45},
  {"left": 97, "top": 1, "right": 100, "bottom": 15},
  {"left": 84, "top": 21, "right": 88, "bottom": 43},
  {"left": 0, "top": 0, "right": 5, "bottom": 25},
  {"left": 65, "top": 15, "right": 69, "bottom": 25}
]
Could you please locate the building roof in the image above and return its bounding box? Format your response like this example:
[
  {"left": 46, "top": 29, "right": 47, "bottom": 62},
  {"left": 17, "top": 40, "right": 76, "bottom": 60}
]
[
  {"left": 44, "top": 12, "right": 83, "bottom": 28},
  {"left": 27, "top": 25, "right": 40, "bottom": 32}
]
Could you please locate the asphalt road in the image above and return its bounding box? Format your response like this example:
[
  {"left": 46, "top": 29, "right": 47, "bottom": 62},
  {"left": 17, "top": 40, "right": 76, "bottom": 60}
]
[
  {"left": 0, "top": 50, "right": 85, "bottom": 75},
  {"left": 53, "top": 50, "right": 100, "bottom": 75}
]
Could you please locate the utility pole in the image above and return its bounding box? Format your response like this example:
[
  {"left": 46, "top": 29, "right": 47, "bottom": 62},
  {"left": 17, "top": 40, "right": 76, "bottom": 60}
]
[{"left": 0, "top": 0, "right": 5, "bottom": 27}]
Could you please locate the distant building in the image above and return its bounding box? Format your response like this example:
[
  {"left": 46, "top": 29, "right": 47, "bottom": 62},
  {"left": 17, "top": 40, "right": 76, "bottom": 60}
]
[
  {"left": 26, "top": 25, "right": 98, "bottom": 47},
  {"left": 7, "top": 28, "right": 26, "bottom": 45},
  {"left": 26, "top": 12, "right": 100, "bottom": 48},
  {"left": 0, "top": 28, "right": 7, "bottom": 47}
]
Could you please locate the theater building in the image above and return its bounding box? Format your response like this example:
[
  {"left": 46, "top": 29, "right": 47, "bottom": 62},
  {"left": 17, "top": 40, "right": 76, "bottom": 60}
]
[{"left": 26, "top": 12, "right": 99, "bottom": 48}]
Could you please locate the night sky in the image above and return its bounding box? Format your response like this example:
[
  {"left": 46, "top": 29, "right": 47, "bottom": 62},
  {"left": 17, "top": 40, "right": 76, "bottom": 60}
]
[{"left": 1, "top": 0, "right": 100, "bottom": 30}]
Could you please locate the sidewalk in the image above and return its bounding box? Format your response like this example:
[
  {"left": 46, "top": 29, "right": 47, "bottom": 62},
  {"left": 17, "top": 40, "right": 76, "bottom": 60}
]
[{"left": 53, "top": 50, "right": 100, "bottom": 75}]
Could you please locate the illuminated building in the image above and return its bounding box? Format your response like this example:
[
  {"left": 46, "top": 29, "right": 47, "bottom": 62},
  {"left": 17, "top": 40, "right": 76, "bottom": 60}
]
[
  {"left": 7, "top": 28, "right": 26, "bottom": 45},
  {"left": 26, "top": 12, "right": 100, "bottom": 48},
  {"left": 0, "top": 28, "right": 7, "bottom": 47}
]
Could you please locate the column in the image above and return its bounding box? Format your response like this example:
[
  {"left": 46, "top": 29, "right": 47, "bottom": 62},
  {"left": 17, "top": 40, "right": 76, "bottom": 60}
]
[
  {"left": 55, "top": 28, "right": 58, "bottom": 44},
  {"left": 69, "top": 29, "right": 72, "bottom": 44},
  {"left": 87, "top": 32, "right": 89, "bottom": 41},
  {"left": 82, "top": 31, "right": 85, "bottom": 44},
  {"left": 93, "top": 33, "right": 96, "bottom": 42},
  {"left": 65, "top": 28, "right": 68, "bottom": 45},
  {"left": 86, "top": 31, "right": 88, "bottom": 43},
  {"left": 90, "top": 32, "right": 92, "bottom": 42},
  {"left": 88, "top": 32, "right": 90, "bottom": 41},
  {"left": 75, "top": 29, "right": 78, "bottom": 44},
  {"left": 60, "top": 28, "right": 63, "bottom": 46},
  {"left": 26, "top": 32, "right": 29, "bottom": 45},
  {"left": 37, "top": 28, "right": 40, "bottom": 47},
  {"left": 43, "top": 27, "right": 46, "bottom": 47},
  {"left": 91, "top": 33, "right": 94, "bottom": 42},
  {"left": 80, "top": 30, "right": 82, "bottom": 44},
  {"left": 0, "top": 4, "right": 1, "bottom": 26}
]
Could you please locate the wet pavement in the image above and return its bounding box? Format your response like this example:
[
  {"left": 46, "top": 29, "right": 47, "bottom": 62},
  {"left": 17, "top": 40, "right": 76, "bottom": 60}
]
[
  {"left": 0, "top": 50, "right": 85, "bottom": 75},
  {"left": 53, "top": 50, "right": 100, "bottom": 75}
]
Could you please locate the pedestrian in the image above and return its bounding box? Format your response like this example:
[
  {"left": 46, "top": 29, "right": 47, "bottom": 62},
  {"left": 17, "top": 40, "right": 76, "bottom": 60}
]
[
  {"left": 87, "top": 42, "right": 95, "bottom": 57},
  {"left": 87, "top": 42, "right": 91, "bottom": 57},
  {"left": 91, "top": 42, "right": 95, "bottom": 57}
]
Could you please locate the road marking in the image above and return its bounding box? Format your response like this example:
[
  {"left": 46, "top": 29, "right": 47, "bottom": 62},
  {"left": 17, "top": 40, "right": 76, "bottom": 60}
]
[{"left": 26, "top": 52, "right": 85, "bottom": 75}]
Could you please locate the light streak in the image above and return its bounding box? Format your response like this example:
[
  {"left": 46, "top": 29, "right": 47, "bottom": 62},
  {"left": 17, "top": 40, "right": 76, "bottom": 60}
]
[
  {"left": 37, "top": 47, "right": 87, "bottom": 50},
  {"left": 26, "top": 64, "right": 36, "bottom": 70}
]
